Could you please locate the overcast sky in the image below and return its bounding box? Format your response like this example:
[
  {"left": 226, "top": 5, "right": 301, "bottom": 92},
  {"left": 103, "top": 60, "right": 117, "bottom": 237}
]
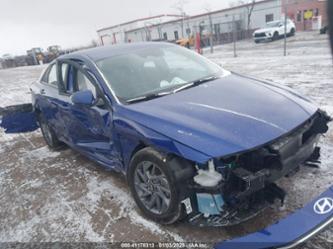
[{"left": 0, "top": 0, "right": 236, "bottom": 56}]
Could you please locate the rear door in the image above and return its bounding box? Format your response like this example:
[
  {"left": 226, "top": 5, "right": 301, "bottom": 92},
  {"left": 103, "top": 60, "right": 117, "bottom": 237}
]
[{"left": 34, "top": 63, "right": 63, "bottom": 134}]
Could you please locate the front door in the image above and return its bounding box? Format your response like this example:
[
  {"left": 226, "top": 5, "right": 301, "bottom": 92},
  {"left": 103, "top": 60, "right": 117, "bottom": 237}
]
[{"left": 56, "top": 59, "right": 121, "bottom": 169}]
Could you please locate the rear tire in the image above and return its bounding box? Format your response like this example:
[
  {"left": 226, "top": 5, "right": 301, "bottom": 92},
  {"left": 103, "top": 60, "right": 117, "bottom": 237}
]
[
  {"left": 128, "top": 148, "right": 194, "bottom": 224},
  {"left": 38, "top": 114, "right": 62, "bottom": 149}
]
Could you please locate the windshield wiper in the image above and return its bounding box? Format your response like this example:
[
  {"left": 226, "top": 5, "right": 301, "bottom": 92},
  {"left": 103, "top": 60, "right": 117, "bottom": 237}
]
[
  {"left": 126, "top": 91, "right": 171, "bottom": 104},
  {"left": 173, "top": 75, "right": 220, "bottom": 93},
  {"left": 126, "top": 76, "right": 220, "bottom": 104}
]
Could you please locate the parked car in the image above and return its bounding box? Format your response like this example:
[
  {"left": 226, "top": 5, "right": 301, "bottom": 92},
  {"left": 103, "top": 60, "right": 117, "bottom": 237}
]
[
  {"left": 2, "top": 43, "right": 330, "bottom": 229},
  {"left": 253, "top": 19, "right": 296, "bottom": 43}
]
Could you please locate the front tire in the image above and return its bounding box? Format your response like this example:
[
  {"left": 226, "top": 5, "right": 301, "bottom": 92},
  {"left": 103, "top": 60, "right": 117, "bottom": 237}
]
[
  {"left": 128, "top": 148, "right": 193, "bottom": 224},
  {"left": 290, "top": 28, "right": 296, "bottom": 37}
]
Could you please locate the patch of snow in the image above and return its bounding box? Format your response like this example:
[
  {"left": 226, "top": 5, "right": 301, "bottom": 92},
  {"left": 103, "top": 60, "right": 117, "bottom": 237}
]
[
  {"left": 86, "top": 177, "right": 184, "bottom": 242},
  {"left": 20, "top": 146, "right": 61, "bottom": 161}
]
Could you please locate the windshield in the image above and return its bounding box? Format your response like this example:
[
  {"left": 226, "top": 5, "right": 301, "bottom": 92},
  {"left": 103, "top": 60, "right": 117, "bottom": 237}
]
[
  {"left": 266, "top": 21, "right": 282, "bottom": 28},
  {"left": 96, "top": 45, "right": 224, "bottom": 103}
]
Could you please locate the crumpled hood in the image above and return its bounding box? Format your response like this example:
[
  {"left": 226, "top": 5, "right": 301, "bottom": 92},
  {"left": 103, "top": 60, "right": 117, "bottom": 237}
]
[{"left": 122, "top": 73, "right": 318, "bottom": 158}]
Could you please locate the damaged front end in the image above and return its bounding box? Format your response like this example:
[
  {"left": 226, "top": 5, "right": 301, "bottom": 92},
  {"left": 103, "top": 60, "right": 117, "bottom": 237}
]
[
  {"left": 182, "top": 110, "right": 331, "bottom": 227},
  {"left": 0, "top": 104, "right": 39, "bottom": 133}
]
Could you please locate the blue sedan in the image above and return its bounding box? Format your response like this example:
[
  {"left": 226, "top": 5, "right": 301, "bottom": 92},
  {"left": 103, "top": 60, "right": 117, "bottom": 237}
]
[{"left": 2, "top": 43, "right": 330, "bottom": 231}]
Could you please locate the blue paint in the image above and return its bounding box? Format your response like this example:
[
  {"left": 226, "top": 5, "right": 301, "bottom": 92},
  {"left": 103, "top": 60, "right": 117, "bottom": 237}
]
[
  {"left": 197, "top": 193, "right": 224, "bottom": 216},
  {"left": 71, "top": 90, "right": 95, "bottom": 106},
  {"left": 215, "top": 185, "right": 333, "bottom": 249}
]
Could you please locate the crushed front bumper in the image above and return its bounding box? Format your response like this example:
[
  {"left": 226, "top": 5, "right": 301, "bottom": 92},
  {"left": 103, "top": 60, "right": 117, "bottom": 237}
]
[{"left": 215, "top": 185, "right": 333, "bottom": 249}]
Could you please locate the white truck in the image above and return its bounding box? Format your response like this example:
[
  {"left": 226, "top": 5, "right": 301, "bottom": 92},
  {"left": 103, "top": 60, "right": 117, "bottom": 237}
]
[{"left": 253, "top": 19, "right": 296, "bottom": 43}]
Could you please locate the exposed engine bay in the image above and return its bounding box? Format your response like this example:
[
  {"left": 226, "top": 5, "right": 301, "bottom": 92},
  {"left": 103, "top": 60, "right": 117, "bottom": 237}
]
[{"left": 180, "top": 110, "right": 332, "bottom": 227}]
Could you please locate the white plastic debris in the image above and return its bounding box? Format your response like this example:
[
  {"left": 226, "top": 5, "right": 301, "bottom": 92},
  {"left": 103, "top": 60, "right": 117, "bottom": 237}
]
[{"left": 194, "top": 160, "right": 222, "bottom": 188}]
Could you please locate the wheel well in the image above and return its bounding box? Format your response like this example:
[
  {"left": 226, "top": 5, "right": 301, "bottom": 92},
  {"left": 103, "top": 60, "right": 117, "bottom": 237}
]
[
  {"left": 34, "top": 107, "right": 41, "bottom": 124},
  {"left": 126, "top": 142, "right": 147, "bottom": 176},
  {"left": 130, "top": 142, "right": 147, "bottom": 160},
  {"left": 127, "top": 145, "right": 196, "bottom": 182}
]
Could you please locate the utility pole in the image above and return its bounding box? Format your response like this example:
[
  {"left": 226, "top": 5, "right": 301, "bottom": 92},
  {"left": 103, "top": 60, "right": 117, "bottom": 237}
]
[
  {"left": 284, "top": 0, "right": 288, "bottom": 56},
  {"left": 204, "top": 3, "right": 214, "bottom": 54},
  {"left": 209, "top": 13, "right": 214, "bottom": 53},
  {"left": 181, "top": 12, "right": 185, "bottom": 38},
  {"left": 233, "top": 15, "right": 237, "bottom": 58}
]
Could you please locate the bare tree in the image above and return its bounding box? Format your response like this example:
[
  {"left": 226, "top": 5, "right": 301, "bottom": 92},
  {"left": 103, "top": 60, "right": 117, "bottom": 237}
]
[
  {"left": 229, "top": 0, "right": 256, "bottom": 31},
  {"left": 172, "top": 0, "right": 188, "bottom": 37},
  {"left": 246, "top": 0, "right": 256, "bottom": 31}
]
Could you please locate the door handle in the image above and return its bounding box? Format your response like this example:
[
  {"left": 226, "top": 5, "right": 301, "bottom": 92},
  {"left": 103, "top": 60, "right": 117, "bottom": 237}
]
[{"left": 40, "top": 89, "right": 46, "bottom": 95}]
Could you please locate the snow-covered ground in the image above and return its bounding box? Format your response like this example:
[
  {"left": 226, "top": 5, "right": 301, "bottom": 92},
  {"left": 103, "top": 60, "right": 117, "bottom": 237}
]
[{"left": 0, "top": 31, "right": 332, "bottom": 247}]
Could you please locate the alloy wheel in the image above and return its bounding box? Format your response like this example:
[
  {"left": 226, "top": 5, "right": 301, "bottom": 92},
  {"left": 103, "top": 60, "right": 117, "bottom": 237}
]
[{"left": 134, "top": 161, "right": 171, "bottom": 215}]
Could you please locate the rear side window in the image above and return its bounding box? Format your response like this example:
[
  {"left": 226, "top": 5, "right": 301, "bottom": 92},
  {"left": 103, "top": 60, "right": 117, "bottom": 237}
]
[{"left": 42, "top": 64, "right": 58, "bottom": 87}]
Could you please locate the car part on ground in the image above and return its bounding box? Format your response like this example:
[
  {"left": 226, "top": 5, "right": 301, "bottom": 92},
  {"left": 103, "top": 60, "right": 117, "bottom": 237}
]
[
  {"left": 215, "top": 185, "right": 333, "bottom": 249},
  {"left": 0, "top": 104, "right": 38, "bottom": 133}
]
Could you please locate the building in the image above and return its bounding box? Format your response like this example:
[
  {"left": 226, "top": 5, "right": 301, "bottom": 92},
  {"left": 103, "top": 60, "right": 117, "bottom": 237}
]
[
  {"left": 283, "top": 0, "right": 327, "bottom": 31},
  {"left": 98, "top": 0, "right": 283, "bottom": 46},
  {"left": 97, "top": 0, "right": 327, "bottom": 46},
  {"left": 97, "top": 14, "right": 183, "bottom": 45}
]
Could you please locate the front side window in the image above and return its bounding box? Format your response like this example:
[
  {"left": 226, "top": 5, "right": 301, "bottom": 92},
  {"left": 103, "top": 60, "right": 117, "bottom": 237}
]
[
  {"left": 61, "top": 64, "right": 69, "bottom": 84},
  {"left": 76, "top": 70, "right": 97, "bottom": 98},
  {"left": 59, "top": 63, "right": 75, "bottom": 93},
  {"left": 96, "top": 45, "right": 225, "bottom": 102}
]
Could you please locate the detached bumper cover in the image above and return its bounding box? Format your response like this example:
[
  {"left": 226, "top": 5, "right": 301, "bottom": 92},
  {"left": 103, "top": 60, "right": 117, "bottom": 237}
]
[
  {"left": 215, "top": 185, "right": 333, "bottom": 249},
  {"left": 0, "top": 104, "right": 38, "bottom": 133}
]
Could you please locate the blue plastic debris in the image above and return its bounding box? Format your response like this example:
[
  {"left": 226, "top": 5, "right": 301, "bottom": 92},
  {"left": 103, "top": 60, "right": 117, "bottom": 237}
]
[
  {"left": 197, "top": 193, "right": 224, "bottom": 216},
  {"left": 0, "top": 104, "right": 39, "bottom": 133},
  {"left": 215, "top": 185, "right": 333, "bottom": 249}
]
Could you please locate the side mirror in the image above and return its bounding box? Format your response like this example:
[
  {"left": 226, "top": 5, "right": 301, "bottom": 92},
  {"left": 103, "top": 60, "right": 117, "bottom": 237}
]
[{"left": 71, "top": 90, "right": 95, "bottom": 106}]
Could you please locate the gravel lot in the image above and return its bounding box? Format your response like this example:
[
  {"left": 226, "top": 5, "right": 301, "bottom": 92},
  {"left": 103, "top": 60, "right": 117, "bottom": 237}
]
[{"left": 0, "top": 31, "right": 332, "bottom": 248}]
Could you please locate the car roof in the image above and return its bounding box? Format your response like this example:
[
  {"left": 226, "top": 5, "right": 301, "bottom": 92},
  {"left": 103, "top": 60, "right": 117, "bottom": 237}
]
[{"left": 60, "top": 42, "right": 173, "bottom": 62}]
